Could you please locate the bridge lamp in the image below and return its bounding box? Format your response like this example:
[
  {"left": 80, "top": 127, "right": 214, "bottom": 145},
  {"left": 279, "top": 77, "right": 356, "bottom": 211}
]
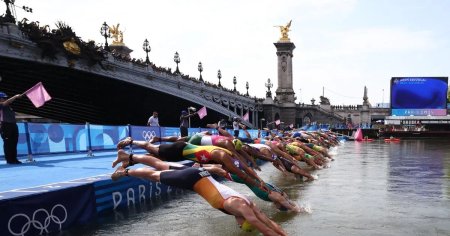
[
  {"left": 100, "top": 22, "right": 110, "bottom": 51},
  {"left": 143, "top": 39, "right": 151, "bottom": 65},
  {"left": 174, "top": 52, "right": 180, "bottom": 74},
  {"left": 198, "top": 62, "right": 203, "bottom": 82}
]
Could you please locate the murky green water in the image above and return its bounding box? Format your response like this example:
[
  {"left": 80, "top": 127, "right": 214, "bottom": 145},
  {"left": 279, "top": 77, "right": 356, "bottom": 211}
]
[{"left": 66, "top": 139, "right": 450, "bottom": 236}]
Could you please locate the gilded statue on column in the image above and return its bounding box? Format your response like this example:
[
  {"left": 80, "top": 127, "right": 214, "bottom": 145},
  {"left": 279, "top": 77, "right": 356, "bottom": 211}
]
[
  {"left": 109, "top": 23, "right": 125, "bottom": 46},
  {"left": 275, "top": 20, "right": 292, "bottom": 41}
]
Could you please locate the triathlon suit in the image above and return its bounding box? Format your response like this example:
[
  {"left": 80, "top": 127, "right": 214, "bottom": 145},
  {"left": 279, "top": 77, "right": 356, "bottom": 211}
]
[
  {"left": 160, "top": 167, "right": 250, "bottom": 214},
  {"left": 248, "top": 143, "right": 276, "bottom": 160},
  {"left": 276, "top": 156, "right": 295, "bottom": 172},
  {"left": 291, "top": 141, "right": 320, "bottom": 157},
  {"left": 305, "top": 143, "right": 324, "bottom": 152},
  {"left": 158, "top": 142, "right": 232, "bottom": 163},
  {"left": 285, "top": 144, "right": 306, "bottom": 157},
  {"left": 188, "top": 134, "right": 233, "bottom": 146}
]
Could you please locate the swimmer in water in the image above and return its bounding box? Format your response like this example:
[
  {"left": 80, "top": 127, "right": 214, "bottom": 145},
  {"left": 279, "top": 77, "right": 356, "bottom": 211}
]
[{"left": 111, "top": 166, "right": 287, "bottom": 236}]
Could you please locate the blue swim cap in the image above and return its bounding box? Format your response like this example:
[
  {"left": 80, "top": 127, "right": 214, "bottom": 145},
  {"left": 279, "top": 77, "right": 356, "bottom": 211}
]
[{"left": 0, "top": 92, "right": 7, "bottom": 98}]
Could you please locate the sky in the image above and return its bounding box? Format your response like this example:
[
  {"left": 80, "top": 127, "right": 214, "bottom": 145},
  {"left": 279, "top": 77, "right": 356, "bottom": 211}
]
[{"left": 4, "top": 0, "right": 450, "bottom": 105}]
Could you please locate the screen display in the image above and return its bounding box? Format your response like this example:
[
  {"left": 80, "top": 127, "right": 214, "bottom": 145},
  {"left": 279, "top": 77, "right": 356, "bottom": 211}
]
[{"left": 391, "top": 77, "right": 448, "bottom": 116}]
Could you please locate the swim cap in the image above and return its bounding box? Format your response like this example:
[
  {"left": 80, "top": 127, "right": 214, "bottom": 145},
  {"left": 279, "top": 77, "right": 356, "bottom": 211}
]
[
  {"left": 232, "top": 139, "right": 243, "bottom": 150},
  {"left": 240, "top": 220, "right": 255, "bottom": 232},
  {"left": 0, "top": 92, "right": 7, "bottom": 98}
]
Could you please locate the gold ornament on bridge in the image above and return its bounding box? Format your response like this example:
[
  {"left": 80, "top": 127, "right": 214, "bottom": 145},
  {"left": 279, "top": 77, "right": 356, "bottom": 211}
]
[
  {"left": 108, "top": 23, "right": 125, "bottom": 46},
  {"left": 274, "top": 20, "right": 292, "bottom": 41},
  {"left": 63, "top": 38, "right": 81, "bottom": 55}
]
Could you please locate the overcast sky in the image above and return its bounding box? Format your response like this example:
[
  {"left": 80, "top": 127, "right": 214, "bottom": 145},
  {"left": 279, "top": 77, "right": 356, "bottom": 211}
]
[{"left": 6, "top": 0, "right": 450, "bottom": 105}]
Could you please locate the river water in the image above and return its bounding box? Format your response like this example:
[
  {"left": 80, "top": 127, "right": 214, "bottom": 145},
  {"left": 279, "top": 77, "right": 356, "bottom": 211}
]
[{"left": 67, "top": 139, "right": 450, "bottom": 236}]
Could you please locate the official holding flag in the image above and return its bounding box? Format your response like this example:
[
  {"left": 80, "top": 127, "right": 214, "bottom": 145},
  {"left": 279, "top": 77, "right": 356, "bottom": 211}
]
[{"left": 0, "top": 92, "right": 23, "bottom": 164}]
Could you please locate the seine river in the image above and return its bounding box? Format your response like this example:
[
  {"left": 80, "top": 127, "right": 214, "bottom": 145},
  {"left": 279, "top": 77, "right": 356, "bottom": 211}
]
[{"left": 67, "top": 139, "right": 450, "bottom": 236}]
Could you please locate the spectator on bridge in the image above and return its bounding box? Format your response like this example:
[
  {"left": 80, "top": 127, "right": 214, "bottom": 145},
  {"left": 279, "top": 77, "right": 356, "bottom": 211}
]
[
  {"left": 0, "top": 92, "right": 23, "bottom": 164},
  {"left": 233, "top": 117, "right": 241, "bottom": 138},
  {"left": 147, "top": 111, "right": 159, "bottom": 126},
  {"left": 180, "top": 110, "right": 197, "bottom": 137}
]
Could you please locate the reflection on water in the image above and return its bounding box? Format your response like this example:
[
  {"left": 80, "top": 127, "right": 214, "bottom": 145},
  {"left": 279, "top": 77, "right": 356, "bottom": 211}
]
[{"left": 67, "top": 140, "right": 450, "bottom": 236}]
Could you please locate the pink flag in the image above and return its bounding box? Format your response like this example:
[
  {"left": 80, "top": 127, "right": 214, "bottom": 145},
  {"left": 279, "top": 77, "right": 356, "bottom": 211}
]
[
  {"left": 275, "top": 119, "right": 281, "bottom": 125},
  {"left": 25, "top": 82, "right": 52, "bottom": 108},
  {"left": 197, "top": 106, "right": 207, "bottom": 119},
  {"left": 242, "top": 112, "right": 249, "bottom": 121}
]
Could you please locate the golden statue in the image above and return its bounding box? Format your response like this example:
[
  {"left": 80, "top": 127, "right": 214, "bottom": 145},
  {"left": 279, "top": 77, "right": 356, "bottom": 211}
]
[
  {"left": 109, "top": 23, "right": 125, "bottom": 46},
  {"left": 63, "top": 38, "right": 81, "bottom": 55},
  {"left": 275, "top": 20, "right": 292, "bottom": 41}
]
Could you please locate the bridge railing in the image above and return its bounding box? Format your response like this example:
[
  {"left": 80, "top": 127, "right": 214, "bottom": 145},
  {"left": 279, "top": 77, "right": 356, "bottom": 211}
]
[{"left": 315, "top": 106, "right": 345, "bottom": 120}]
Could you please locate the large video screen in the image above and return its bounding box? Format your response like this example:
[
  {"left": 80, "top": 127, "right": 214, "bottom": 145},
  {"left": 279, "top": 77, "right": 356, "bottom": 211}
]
[{"left": 391, "top": 77, "right": 448, "bottom": 116}]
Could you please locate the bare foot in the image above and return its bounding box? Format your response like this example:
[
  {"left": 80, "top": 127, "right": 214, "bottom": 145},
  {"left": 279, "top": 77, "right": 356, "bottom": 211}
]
[
  {"left": 111, "top": 166, "right": 126, "bottom": 181},
  {"left": 112, "top": 149, "right": 130, "bottom": 168},
  {"left": 117, "top": 137, "right": 133, "bottom": 149}
]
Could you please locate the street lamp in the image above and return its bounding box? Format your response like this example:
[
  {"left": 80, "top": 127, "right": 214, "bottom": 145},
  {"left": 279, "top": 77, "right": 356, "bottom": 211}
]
[
  {"left": 260, "top": 118, "right": 266, "bottom": 129},
  {"left": 246, "top": 81, "right": 249, "bottom": 96},
  {"left": 233, "top": 76, "right": 237, "bottom": 92},
  {"left": 143, "top": 39, "right": 151, "bottom": 65},
  {"left": 174, "top": 51, "right": 180, "bottom": 74},
  {"left": 198, "top": 62, "right": 203, "bottom": 82},
  {"left": 217, "top": 70, "right": 222, "bottom": 87},
  {"left": 100, "top": 22, "right": 110, "bottom": 51},
  {"left": 265, "top": 78, "right": 273, "bottom": 97},
  {"left": 311, "top": 98, "right": 316, "bottom": 105}
]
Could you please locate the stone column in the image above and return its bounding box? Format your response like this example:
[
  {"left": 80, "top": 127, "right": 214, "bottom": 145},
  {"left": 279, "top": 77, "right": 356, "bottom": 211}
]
[{"left": 274, "top": 42, "right": 296, "bottom": 104}]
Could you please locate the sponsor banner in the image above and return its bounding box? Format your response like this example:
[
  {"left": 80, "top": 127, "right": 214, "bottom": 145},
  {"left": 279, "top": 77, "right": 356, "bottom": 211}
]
[
  {"left": 27, "top": 123, "right": 87, "bottom": 155},
  {"left": 161, "top": 127, "right": 180, "bottom": 137},
  {"left": 89, "top": 125, "right": 128, "bottom": 151},
  {"left": 391, "top": 109, "right": 447, "bottom": 116},
  {"left": 199, "top": 128, "right": 218, "bottom": 135},
  {"left": 129, "top": 126, "right": 161, "bottom": 143},
  {"left": 188, "top": 128, "right": 201, "bottom": 136},
  {"left": 0, "top": 184, "right": 95, "bottom": 236},
  {"left": 93, "top": 172, "right": 187, "bottom": 216}
]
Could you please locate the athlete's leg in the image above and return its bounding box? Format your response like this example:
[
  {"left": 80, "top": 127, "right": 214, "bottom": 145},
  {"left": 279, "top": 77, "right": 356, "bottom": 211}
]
[
  {"left": 111, "top": 166, "right": 162, "bottom": 182},
  {"left": 117, "top": 137, "right": 160, "bottom": 155},
  {"left": 112, "top": 150, "right": 170, "bottom": 170}
]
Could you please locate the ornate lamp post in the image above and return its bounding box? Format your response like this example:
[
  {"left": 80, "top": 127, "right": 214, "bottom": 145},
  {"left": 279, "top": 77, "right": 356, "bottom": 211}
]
[
  {"left": 198, "top": 62, "right": 203, "bottom": 82},
  {"left": 265, "top": 78, "right": 273, "bottom": 97},
  {"left": 233, "top": 76, "right": 237, "bottom": 92},
  {"left": 143, "top": 39, "right": 151, "bottom": 65},
  {"left": 246, "top": 81, "right": 249, "bottom": 96},
  {"left": 217, "top": 70, "right": 222, "bottom": 87},
  {"left": 311, "top": 98, "right": 316, "bottom": 105},
  {"left": 174, "top": 51, "right": 180, "bottom": 74},
  {"left": 100, "top": 22, "right": 110, "bottom": 51}
]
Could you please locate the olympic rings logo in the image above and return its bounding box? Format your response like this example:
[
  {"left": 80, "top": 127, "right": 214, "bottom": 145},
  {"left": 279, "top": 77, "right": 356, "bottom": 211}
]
[
  {"left": 8, "top": 204, "right": 68, "bottom": 236},
  {"left": 142, "top": 130, "right": 157, "bottom": 142}
]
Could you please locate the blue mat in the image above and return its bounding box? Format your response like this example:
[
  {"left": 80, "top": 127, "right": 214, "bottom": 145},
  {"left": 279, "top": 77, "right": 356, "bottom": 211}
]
[{"left": 0, "top": 149, "right": 145, "bottom": 193}]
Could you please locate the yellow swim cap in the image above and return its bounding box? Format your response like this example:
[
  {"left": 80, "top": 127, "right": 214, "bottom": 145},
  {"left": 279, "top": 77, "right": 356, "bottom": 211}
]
[
  {"left": 241, "top": 220, "right": 255, "bottom": 232},
  {"left": 232, "top": 139, "right": 243, "bottom": 151}
]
